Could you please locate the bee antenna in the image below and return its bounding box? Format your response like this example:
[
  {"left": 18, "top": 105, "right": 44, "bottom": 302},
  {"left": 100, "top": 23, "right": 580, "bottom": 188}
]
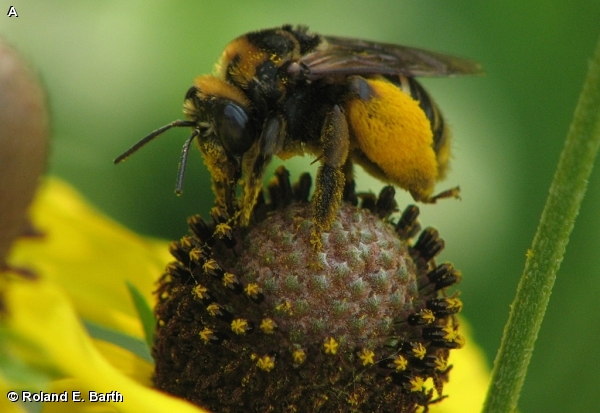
[
  {"left": 113, "top": 120, "right": 196, "bottom": 164},
  {"left": 175, "top": 129, "right": 200, "bottom": 195}
]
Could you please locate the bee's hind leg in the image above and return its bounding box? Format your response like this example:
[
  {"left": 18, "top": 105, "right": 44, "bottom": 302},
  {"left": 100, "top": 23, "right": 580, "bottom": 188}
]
[{"left": 311, "top": 105, "right": 349, "bottom": 249}]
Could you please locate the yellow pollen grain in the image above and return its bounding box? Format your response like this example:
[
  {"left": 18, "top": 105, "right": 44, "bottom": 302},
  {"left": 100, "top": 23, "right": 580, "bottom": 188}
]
[
  {"left": 203, "top": 259, "right": 218, "bottom": 273},
  {"left": 215, "top": 222, "right": 232, "bottom": 235},
  {"left": 189, "top": 247, "right": 203, "bottom": 261},
  {"left": 394, "top": 355, "right": 408, "bottom": 371},
  {"left": 448, "top": 297, "right": 463, "bottom": 311},
  {"left": 206, "top": 303, "right": 220, "bottom": 316},
  {"left": 256, "top": 355, "right": 275, "bottom": 372},
  {"left": 443, "top": 326, "right": 458, "bottom": 340},
  {"left": 193, "top": 284, "right": 209, "bottom": 299},
  {"left": 199, "top": 327, "right": 214, "bottom": 344},
  {"left": 410, "top": 376, "right": 425, "bottom": 392},
  {"left": 323, "top": 337, "right": 339, "bottom": 355},
  {"left": 245, "top": 283, "right": 260, "bottom": 297},
  {"left": 412, "top": 343, "right": 426, "bottom": 359},
  {"left": 275, "top": 300, "right": 292, "bottom": 315},
  {"left": 222, "top": 272, "right": 237, "bottom": 287},
  {"left": 180, "top": 236, "right": 193, "bottom": 248},
  {"left": 358, "top": 349, "right": 375, "bottom": 366},
  {"left": 260, "top": 318, "right": 277, "bottom": 334},
  {"left": 434, "top": 356, "right": 447, "bottom": 371},
  {"left": 231, "top": 318, "right": 249, "bottom": 335},
  {"left": 421, "top": 309, "right": 435, "bottom": 324},
  {"left": 292, "top": 349, "right": 306, "bottom": 365}
]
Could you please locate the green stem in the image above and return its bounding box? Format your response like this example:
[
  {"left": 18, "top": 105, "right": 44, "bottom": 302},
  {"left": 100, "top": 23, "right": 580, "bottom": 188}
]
[{"left": 482, "top": 35, "right": 600, "bottom": 413}]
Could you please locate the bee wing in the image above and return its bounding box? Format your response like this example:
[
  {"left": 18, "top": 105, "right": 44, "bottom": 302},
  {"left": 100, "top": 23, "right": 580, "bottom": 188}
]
[{"left": 299, "top": 35, "right": 482, "bottom": 80}]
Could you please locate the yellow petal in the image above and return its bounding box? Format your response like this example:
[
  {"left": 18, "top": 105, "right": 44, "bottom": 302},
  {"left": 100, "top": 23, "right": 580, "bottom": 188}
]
[
  {"left": 429, "top": 319, "right": 491, "bottom": 413},
  {"left": 3, "top": 276, "right": 207, "bottom": 413},
  {"left": 7, "top": 177, "right": 172, "bottom": 337}
]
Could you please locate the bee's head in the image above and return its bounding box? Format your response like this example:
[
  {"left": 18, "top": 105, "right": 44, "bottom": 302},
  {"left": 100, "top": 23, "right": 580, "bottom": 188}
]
[
  {"left": 183, "top": 76, "right": 255, "bottom": 158},
  {"left": 114, "top": 76, "right": 255, "bottom": 199}
]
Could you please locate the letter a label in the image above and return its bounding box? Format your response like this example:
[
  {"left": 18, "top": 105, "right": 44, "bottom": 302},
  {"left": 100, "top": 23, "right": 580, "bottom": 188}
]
[{"left": 7, "top": 6, "right": 18, "bottom": 17}]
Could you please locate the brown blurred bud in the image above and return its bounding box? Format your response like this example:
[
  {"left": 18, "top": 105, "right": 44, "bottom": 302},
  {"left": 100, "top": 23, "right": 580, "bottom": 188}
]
[{"left": 0, "top": 38, "right": 49, "bottom": 268}]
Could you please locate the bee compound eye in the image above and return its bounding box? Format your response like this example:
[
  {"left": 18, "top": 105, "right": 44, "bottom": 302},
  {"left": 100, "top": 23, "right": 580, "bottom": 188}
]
[
  {"left": 184, "top": 86, "right": 197, "bottom": 101},
  {"left": 217, "top": 103, "right": 254, "bottom": 155}
]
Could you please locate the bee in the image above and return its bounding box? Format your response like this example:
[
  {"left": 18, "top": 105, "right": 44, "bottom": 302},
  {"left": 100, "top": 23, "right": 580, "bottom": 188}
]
[{"left": 115, "top": 25, "right": 480, "bottom": 236}]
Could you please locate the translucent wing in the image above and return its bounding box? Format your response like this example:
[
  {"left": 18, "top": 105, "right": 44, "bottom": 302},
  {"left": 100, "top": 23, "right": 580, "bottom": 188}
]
[{"left": 299, "top": 35, "right": 482, "bottom": 80}]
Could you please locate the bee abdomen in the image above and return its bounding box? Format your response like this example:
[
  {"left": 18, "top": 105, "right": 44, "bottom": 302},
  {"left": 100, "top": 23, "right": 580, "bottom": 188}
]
[{"left": 397, "top": 76, "right": 450, "bottom": 179}]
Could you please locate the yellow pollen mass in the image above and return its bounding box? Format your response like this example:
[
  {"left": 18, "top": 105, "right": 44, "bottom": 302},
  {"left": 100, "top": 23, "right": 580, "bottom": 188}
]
[
  {"left": 448, "top": 297, "right": 463, "bottom": 311},
  {"left": 257, "top": 355, "right": 275, "bottom": 372},
  {"left": 193, "top": 284, "right": 209, "bottom": 299},
  {"left": 421, "top": 309, "right": 435, "bottom": 324},
  {"left": 231, "top": 318, "right": 249, "bottom": 335},
  {"left": 168, "top": 241, "right": 179, "bottom": 252},
  {"left": 209, "top": 206, "right": 222, "bottom": 218},
  {"left": 345, "top": 78, "right": 437, "bottom": 202},
  {"left": 215, "top": 222, "right": 232, "bottom": 236},
  {"left": 260, "top": 318, "right": 277, "bottom": 334},
  {"left": 222, "top": 272, "right": 237, "bottom": 287},
  {"left": 410, "top": 376, "right": 425, "bottom": 392},
  {"left": 412, "top": 343, "right": 427, "bottom": 359},
  {"left": 180, "top": 236, "right": 193, "bottom": 248},
  {"left": 206, "top": 303, "right": 220, "bottom": 316},
  {"left": 292, "top": 349, "right": 306, "bottom": 365},
  {"left": 199, "top": 327, "right": 214, "bottom": 344},
  {"left": 393, "top": 355, "right": 408, "bottom": 371},
  {"left": 323, "top": 337, "right": 339, "bottom": 355},
  {"left": 203, "top": 259, "right": 219, "bottom": 273},
  {"left": 434, "top": 356, "right": 447, "bottom": 371},
  {"left": 443, "top": 325, "right": 458, "bottom": 340},
  {"left": 358, "top": 349, "right": 375, "bottom": 366},
  {"left": 245, "top": 283, "right": 260, "bottom": 297},
  {"left": 275, "top": 300, "right": 292, "bottom": 314},
  {"left": 189, "top": 247, "right": 203, "bottom": 261},
  {"left": 526, "top": 249, "right": 534, "bottom": 259}
]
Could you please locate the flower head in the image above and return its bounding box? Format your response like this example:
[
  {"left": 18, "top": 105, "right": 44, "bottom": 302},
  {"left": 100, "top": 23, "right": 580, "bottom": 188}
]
[{"left": 154, "top": 167, "right": 465, "bottom": 412}]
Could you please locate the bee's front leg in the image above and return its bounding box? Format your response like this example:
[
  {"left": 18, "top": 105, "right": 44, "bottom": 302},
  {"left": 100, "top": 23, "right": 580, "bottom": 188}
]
[
  {"left": 197, "top": 139, "right": 241, "bottom": 218},
  {"left": 240, "top": 114, "right": 286, "bottom": 226},
  {"left": 311, "top": 105, "right": 349, "bottom": 248}
]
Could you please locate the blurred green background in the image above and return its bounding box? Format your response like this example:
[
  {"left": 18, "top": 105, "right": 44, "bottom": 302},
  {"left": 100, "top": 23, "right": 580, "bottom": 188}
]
[{"left": 2, "top": 1, "right": 600, "bottom": 412}]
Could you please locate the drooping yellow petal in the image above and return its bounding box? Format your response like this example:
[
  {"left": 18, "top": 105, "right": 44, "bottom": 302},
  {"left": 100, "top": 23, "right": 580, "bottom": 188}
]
[
  {"left": 7, "top": 177, "right": 172, "bottom": 337},
  {"left": 3, "top": 276, "right": 207, "bottom": 413},
  {"left": 90, "top": 340, "right": 153, "bottom": 387}
]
